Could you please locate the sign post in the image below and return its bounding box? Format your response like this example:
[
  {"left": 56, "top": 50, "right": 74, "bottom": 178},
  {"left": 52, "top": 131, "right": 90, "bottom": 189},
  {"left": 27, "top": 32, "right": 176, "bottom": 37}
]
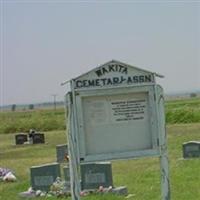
[
  {"left": 156, "top": 85, "right": 170, "bottom": 199},
  {"left": 64, "top": 60, "right": 170, "bottom": 200},
  {"left": 66, "top": 92, "right": 80, "bottom": 200}
]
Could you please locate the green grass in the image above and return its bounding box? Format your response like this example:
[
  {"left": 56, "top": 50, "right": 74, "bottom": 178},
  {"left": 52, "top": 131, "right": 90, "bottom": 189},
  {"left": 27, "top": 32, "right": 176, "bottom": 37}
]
[
  {"left": 1, "top": 97, "right": 200, "bottom": 134},
  {"left": 165, "top": 97, "right": 200, "bottom": 124},
  {"left": 0, "top": 97, "right": 200, "bottom": 199},
  {"left": 0, "top": 109, "right": 66, "bottom": 134},
  {"left": 0, "top": 124, "right": 200, "bottom": 200}
]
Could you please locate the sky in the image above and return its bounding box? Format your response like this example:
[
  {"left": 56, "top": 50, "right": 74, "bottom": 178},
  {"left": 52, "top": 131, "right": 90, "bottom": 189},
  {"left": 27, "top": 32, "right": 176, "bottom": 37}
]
[{"left": 0, "top": 0, "right": 200, "bottom": 105}]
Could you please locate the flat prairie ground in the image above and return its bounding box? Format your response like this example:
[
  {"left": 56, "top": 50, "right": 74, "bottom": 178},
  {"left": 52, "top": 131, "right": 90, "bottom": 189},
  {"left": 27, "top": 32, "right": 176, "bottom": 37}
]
[{"left": 0, "top": 123, "right": 200, "bottom": 200}]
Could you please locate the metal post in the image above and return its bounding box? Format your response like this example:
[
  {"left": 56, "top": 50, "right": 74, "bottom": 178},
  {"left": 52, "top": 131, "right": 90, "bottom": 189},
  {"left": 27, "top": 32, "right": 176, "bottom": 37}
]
[{"left": 66, "top": 93, "right": 81, "bottom": 200}]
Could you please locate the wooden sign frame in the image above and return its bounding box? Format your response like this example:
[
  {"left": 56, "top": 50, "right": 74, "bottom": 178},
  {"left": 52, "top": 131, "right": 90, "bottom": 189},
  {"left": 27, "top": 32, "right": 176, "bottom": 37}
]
[{"left": 64, "top": 60, "right": 170, "bottom": 200}]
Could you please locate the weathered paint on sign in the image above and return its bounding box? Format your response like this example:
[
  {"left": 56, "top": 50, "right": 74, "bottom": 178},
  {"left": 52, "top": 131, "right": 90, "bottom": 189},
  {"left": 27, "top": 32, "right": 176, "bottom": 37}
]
[{"left": 74, "top": 60, "right": 155, "bottom": 89}]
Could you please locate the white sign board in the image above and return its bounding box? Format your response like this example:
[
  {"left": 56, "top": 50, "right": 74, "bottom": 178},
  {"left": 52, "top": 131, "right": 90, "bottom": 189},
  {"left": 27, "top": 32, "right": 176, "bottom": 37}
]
[{"left": 70, "top": 60, "right": 162, "bottom": 162}]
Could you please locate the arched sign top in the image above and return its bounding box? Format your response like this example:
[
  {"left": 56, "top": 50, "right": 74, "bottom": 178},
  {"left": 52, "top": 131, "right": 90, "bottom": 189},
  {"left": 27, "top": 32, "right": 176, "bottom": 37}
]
[{"left": 72, "top": 60, "right": 163, "bottom": 90}]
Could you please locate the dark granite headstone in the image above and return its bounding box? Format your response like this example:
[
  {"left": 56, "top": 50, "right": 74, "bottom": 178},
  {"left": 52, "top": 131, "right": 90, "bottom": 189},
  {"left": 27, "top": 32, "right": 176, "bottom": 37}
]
[
  {"left": 15, "top": 134, "right": 28, "bottom": 145},
  {"left": 56, "top": 144, "right": 68, "bottom": 163},
  {"left": 30, "top": 163, "right": 61, "bottom": 191},
  {"left": 80, "top": 162, "right": 113, "bottom": 190},
  {"left": 183, "top": 141, "right": 200, "bottom": 158},
  {"left": 32, "top": 133, "right": 45, "bottom": 144}
]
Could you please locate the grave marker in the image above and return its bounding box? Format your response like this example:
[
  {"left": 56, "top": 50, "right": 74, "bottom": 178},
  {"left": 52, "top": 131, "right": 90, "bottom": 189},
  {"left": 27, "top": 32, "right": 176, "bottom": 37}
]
[
  {"left": 80, "top": 162, "right": 113, "bottom": 190},
  {"left": 183, "top": 141, "right": 200, "bottom": 158},
  {"left": 15, "top": 134, "right": 28, "bottom": 145},
  {"left": 56, "top": 144, "right": 68, "bottom": 163},
  {"left": 30, "top": 163, "right": 60, "bottom": 191},
  {"left": 32, "top": 133, "right": 45, "bottom": 144}
]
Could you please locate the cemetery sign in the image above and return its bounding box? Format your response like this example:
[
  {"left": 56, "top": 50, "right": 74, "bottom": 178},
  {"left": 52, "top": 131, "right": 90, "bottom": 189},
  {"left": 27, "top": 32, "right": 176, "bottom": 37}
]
[
  {"left": 65, "top": 60, "right": 170, "bottom": 200},
  {"left": 68, "top": 60, "right": 164, "bottom": 162}
]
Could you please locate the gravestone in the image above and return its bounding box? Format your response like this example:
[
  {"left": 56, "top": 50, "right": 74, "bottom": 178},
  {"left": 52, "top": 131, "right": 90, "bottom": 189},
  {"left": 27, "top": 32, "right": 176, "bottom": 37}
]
[
  {"left": 32, "top": 133, "right": 45, "bottom": 144},
  {"left": 30, "top": 163, "right": 61, "bottom": 191},
  {"left": 15, "top": 134, "right": 28, "bottom": 145},
  {"left": 183, "top": 141, "right": 200, "bottom": 158},
  {"left": 63, "top": 165, "right": 70, "bottom": 181},
  {"left": 80, "top": 162, "right": 113, "bottom": 190},
  {"left": 56, "top": 144, "right": 68, "bottom": 163}
]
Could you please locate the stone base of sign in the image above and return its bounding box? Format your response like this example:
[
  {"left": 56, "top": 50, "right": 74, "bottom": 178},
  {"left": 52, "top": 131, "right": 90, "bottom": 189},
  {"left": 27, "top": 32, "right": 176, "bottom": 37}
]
[
  {"left": 183, "top": 141, "right": 200, "bottom": 158},
  {"left": 30, "top": 162, "right": 61, "bottom": 191}
]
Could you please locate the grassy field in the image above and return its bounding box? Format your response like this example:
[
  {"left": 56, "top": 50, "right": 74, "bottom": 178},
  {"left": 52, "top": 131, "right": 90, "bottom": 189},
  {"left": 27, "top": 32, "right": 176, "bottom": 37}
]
[
  {"left": 0, "top": 124, "right": 200, "bottom": 200},
  {"left": 0, "top": 97, "right": 200, "bottom": 134},
  {"left": 0, "top": 108, "right": 66, "bottom": 134},
  {"left": 0, "top": 97, "right": 200, "bottom": 199},
  {"left": 165, "top": 97, "right": 200, "bottom": 123}
]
